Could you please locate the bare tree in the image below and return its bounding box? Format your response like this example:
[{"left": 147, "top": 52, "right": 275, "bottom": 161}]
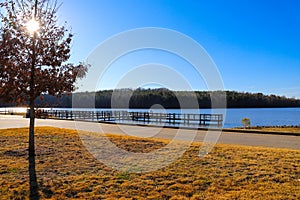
[{"left": 0, "top": 0, "right": 88, "bottom": 198}]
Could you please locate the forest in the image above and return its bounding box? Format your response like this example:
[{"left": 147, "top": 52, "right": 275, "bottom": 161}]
[{"left": 1, "top": 88, "right": 300, "bottom": 108}]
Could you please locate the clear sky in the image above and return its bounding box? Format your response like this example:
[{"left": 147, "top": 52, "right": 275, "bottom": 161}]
[{"left": 57, "top": 0, "right": 300, "bottom": 98}]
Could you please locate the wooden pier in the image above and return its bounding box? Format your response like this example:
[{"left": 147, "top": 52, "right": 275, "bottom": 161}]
[{"left": 43, "top": 110, "right": 223, "bottom": 128}]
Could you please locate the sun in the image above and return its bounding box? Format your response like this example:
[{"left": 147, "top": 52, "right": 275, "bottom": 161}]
[{"left": 25, "top": 18, "right": 40, "bottom": 34}]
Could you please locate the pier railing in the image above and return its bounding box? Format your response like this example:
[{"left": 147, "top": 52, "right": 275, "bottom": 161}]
[{"left": 43, "top": 110, "right": 223, "bottom": 128}]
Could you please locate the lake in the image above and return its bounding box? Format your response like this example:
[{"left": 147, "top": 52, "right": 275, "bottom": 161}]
[
  {"left": 220, "top": 107, "right": 300, "bottom": 128},
  {"left": 0, "top": 107, "right": 299, "bottom": 128}
]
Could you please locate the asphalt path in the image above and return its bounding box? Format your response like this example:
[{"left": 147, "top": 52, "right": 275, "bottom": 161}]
[{"left": 0, "top": 115, "right": 299, "bottom": 150}]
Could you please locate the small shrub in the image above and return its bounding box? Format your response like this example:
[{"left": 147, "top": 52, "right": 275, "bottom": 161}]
[{"left": 242, "top": 118, "right": 251, "bottom": 129}]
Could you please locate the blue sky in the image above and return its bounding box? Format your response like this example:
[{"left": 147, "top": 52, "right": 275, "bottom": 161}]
[{"left": 57, "top": 0, "right": 300, "bottom": 98}]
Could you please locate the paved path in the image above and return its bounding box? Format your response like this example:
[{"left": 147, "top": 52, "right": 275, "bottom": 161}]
[{"left": 0, "top": 115, "right": 299, "bottom": 150}]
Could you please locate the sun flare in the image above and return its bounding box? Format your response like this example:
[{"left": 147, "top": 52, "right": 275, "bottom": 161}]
[{"left": 25, "top": 18, "right": 40, "bottom": 34}]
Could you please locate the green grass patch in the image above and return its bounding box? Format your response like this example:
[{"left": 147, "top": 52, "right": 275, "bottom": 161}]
[{"left": 0, "top": 127, "right": 299, "bottom": 199}]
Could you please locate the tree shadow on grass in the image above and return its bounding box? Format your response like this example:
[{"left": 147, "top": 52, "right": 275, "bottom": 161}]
[
  {"left": 29, "top": 155, "right": 40, "bottom": 200},
  {"left": 3, "top": 148, "right": 40, "bottom": 199}
]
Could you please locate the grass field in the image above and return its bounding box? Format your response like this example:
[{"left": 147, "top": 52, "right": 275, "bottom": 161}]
[
  {"left": 250, "top": 126, "right": 300, "bottom": 133},
  {"left": 231, "top": 126, "right": 300, "bottom": 135},
  {"left": 0, "top": 127, "right": 299, "bottom": 199}
]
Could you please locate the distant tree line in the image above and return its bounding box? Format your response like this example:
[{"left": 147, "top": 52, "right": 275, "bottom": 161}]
[{"left": 1, "top": 88, "right": 300, "bottom": 108}]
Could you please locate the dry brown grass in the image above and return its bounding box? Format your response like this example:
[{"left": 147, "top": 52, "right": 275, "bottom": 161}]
[
  {"left": 0, "top": 127, "right": 299, "bottom": 199},
  {"left": 230, "top": 126, "right": 300, "bottom": 135},
  {"left": 252, "top": 126, "right": 300, "bottom": 133}
]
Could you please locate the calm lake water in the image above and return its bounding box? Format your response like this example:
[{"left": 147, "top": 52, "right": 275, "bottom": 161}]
[{"left": 1, "top": 107, "right": 299, "bottom": 128}]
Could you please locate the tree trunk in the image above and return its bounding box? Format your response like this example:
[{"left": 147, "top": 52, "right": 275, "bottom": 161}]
[
  {"left": 29, "top": 94, "right": 39, "bottom": 200},
  {"left": 29, "top": 1, "right": 39, "bottom": 198},
  {"left": 28, "top": 60, "right": 40, "bottom": 199},
  {"left": 29, "top": 102, "right": 35, "bottom": 158}
]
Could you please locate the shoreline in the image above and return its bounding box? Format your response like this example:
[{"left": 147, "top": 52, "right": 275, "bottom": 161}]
[
  {"left": 1, "top": 107, "right": 300, "bottom": 129},
  {"left": 1, "top": 113, "right": 300, "bottom": 136}
]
